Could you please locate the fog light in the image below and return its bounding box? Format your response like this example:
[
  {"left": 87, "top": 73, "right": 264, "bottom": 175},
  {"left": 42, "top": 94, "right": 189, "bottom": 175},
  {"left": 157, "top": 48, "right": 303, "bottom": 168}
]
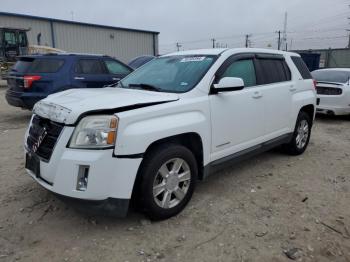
[{"left": 77, "top": 165, "right": 89, "bottom": 191}]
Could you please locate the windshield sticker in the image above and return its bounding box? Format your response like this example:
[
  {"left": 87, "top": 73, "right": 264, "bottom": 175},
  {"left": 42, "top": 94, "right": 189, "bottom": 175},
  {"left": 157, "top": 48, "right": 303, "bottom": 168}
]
[{"left": 180, "top": 57, "right": 206, "bottom": 63}]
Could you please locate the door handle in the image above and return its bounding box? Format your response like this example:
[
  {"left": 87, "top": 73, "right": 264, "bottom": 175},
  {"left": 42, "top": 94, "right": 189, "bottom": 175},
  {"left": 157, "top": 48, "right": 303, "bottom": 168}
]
[
  {"left": 112, "top": 77, "right": 120, "bottom": 81},
  {"left": 289, "top": 86, "right": 297, "bottom": 92},
  {"left": 74, "top": 77, "right": 85, "bottom": 80},
  {"left": 252, "top": 91, "right": 263, "bottom": 99}
]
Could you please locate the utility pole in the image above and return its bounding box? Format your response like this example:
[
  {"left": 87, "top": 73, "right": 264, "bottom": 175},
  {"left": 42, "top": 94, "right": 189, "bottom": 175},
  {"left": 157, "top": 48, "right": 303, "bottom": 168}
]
[
  {"left": 347, "top": 5, "right": 350, "bottom": 48},
  {"left": 276, "top": 30, "right": 281, "bottom": 50},
  {"left": 176, "top": 42, "right": 182, "bottom": 51},
  {"left": 282, "top": 12, "right": 288, "bottom": 51},
  {"left": 245, "top": 34, "right": 252, "bottom": 48},
  {"left": 211, "top": 38, "right": 216, "bottom": 48}
]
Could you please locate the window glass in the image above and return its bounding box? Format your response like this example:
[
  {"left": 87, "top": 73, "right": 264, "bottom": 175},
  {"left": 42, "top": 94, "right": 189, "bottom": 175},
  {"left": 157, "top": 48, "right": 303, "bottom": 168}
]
[
  {"left": 75, "top": 59, "right": 105, "bottom": 74},
  {"left": 120, "top": 55, "right": 217, "bottom": 93},
  {"left": 291, "top": 56, "right": 312, "bottom": 79},
  {"left": 4, "top": 31, "right": 16, "bottom": 45},
  {"left": 104, "top": 60, "right": 131, "bottom": 75},
  {"left": 128, "top": 56, "right": 155, "bottom": 69},
  {"left": 312, "top": 70, "right": 350, "bottom": 83},
  {"left": 29, "top": 59, "right": 65, "bottom": 73},
  {"left": 18, "top": 32, "right": 27, "bottom": 47},
  {"left": 12, "top": 58, "right": 33, "bottom": 73},
  {"left": 221, "top": 59, "right": 256, "bottom": 87},
  {"left": 258, "top": 59, "right": 291, "bottom": 84}
]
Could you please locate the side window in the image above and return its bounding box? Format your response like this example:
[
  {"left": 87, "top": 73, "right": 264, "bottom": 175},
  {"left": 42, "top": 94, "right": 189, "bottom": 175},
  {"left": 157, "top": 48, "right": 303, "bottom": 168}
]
[
  {"left": 4, "top": 31, "right": 16, "bottom": 45},
  {"left": 104, "top": 59, "right": 131, "bottom": 75},
  {"left": 291, "top": 56, "right": 312, "bottom": 79},
  {"left": 257, "top": 59, "right": 291, "bottom": 84},
  {"left": 18, "top": 32, "right": 27, "bottom": 47},
  {"left": 221, "top": 59, "right": 256, "bottom": 87},
  {"left": 75, "top": 59, "right": 105, "bottom": 74}
]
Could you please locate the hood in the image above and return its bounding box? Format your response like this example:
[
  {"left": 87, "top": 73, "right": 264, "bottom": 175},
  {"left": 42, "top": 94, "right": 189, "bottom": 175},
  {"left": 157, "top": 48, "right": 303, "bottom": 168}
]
[{"left": 33, "top": 87, "right": 179, "bottom": 125}]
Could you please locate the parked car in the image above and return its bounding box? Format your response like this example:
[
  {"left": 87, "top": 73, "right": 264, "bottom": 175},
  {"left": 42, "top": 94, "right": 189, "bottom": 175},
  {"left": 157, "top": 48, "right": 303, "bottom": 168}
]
[
  {"left": 5, "top": 53, "right": 133, "bottom": 109},
  {"left": 24, "top": 48, "right": 316, "bottom": 220},
  {"left": 128, "top": 55, "right": 155, "bottom": 69},
  {"left": 312, "top": 68, "right": 350, "bottom": 116}
]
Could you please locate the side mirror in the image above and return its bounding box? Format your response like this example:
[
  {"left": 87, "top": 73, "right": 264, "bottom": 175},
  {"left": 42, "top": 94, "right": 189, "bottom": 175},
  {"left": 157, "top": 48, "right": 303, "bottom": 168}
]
[{"left": 213, "top": 77, "right": 244, "bottom": 93}]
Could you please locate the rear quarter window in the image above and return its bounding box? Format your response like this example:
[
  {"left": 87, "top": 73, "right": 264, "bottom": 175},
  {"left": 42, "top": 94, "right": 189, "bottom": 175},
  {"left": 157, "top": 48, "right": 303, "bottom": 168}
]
[
  {"left": 257, "top": 58, "right": 291, "bottom": 84},
  {"left": 291, "top": 56, "right": 312, "bottom": 79},
  {"left": 12, "top": 58, "right": 65, "bottom": 73},
  {"left": 29, "top": 59, "right": 65, "bottom": 73},
  {"left": 12, "top": 58, "right": 33, "bottom": 73}
]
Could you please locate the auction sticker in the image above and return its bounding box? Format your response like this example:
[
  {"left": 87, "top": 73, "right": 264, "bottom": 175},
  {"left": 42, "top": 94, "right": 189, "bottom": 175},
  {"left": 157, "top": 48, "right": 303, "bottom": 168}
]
[{"left": 180, "top": 57, "right": 206, "bottom": 62}]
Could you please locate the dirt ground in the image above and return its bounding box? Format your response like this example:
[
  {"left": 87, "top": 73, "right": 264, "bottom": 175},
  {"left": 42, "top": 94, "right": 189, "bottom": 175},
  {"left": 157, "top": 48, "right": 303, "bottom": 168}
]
[{"left": 0, "top": 87, "right": 349, "bottom": 262}]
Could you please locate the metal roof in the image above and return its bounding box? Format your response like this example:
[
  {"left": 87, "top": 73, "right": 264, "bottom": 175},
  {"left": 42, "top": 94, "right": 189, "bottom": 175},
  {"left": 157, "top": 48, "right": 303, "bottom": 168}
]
[{"left": 0, "top": 12, "right": 159, "bottom": 35}]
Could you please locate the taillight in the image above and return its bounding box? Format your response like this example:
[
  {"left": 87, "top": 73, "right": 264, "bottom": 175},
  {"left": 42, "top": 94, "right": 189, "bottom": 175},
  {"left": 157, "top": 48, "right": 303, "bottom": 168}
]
[
  {"left": 312, "top": 79, "right": 317, "bottom": 89},
  {"left": 24, "top": 75, "right": 41, "bottom": 89}
]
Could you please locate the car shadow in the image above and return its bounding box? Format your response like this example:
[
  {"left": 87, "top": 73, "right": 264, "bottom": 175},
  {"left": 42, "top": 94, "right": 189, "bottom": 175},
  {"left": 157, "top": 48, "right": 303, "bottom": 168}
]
[{"left": 315, "top": 113, "right": 350, "bottom": 123}]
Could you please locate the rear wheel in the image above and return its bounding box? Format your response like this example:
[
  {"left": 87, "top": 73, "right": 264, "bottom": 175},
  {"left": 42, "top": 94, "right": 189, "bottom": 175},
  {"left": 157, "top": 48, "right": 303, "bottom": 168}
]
[
  {"left": 283, "top": 111, "right": 312, "bottom": 155},
  {"left": 139, "top": 144, "right": 197, "bottom": 220}
]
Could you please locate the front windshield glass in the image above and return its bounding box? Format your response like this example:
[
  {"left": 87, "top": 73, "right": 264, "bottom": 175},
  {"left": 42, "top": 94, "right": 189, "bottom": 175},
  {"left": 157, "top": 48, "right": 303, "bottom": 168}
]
[
  {"left": 120, "top": 55, "right": 217, "bottom": 93},
  {"left": 312, "top": 70, "right": 350, "bottom": 84}
]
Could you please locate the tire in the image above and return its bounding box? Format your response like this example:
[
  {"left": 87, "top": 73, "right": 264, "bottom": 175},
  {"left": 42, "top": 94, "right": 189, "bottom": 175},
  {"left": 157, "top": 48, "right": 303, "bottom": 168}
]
[
  {"left": 283, "top": 111, "right": 312, "bottom": 155},
  {"left": 138, "top": 144, "right": 198, "bottom": 220}
]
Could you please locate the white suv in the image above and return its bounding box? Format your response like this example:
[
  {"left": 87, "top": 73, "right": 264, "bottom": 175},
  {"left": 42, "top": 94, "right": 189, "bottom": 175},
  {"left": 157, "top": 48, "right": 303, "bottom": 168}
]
[
  {"left": 25, "top": 48, "right": 316, "bottom": 220},
  {"left": 312, "top": 68, "right": 350, "bottom": 116}
]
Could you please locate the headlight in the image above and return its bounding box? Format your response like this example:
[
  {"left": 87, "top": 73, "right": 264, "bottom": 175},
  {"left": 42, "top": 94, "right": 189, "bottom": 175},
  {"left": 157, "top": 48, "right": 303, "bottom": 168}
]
[{"left": 69, "top": 115, "right": 118, "bottom": 149}]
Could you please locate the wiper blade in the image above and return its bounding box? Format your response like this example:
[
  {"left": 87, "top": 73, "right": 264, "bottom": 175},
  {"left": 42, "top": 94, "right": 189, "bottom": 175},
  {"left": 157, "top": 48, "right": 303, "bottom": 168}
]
[{"left": 128, "top": 83, "right": 161, "bottom": 92}]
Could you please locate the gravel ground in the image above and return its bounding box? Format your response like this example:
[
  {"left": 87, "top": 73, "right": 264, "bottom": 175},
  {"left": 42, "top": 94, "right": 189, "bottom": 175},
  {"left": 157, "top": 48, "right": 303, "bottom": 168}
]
[{"left": 0, "top": 87, "right": 350, "bottom": 262}]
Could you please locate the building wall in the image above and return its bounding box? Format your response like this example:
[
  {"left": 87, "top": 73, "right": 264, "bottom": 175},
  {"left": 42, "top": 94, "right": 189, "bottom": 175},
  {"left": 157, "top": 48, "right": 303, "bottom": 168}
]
[
  {"left": 295, "top": 48, "right": 350, "bottom": 69},
  {"left": 53, "top": 22, "right": 155, "bottom": 62},
  {"left": 0, "top": 13, "right": 158, "bottom": 63},
  {"left": 0, "top": 15, "right": 52, "bottom": 46}
]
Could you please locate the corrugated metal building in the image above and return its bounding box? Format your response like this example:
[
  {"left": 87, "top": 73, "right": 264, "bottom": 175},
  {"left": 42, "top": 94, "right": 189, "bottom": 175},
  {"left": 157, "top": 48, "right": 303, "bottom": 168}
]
[
  {"left": 295, "top": 48, "right": 350, "bottom": 69},
  {"left": 0, "top": 12, "right": 159, "bottom": 62}
]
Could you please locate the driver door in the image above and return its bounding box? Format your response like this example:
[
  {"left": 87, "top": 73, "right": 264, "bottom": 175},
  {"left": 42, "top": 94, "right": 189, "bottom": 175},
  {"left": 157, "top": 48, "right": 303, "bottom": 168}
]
[{"left": 209, "top": 54, "right": 265, "bottom": 161}]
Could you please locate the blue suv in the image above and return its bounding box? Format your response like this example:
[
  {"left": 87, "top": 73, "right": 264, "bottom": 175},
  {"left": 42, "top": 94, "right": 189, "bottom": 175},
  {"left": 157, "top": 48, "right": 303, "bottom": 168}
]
[{"left": 5, "top": 53, "right": 133, "bottom": 109}]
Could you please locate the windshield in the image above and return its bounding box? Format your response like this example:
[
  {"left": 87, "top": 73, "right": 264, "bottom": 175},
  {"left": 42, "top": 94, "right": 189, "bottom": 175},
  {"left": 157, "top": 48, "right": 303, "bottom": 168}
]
[
  {"left": 312, "top": 70, "right": 350, "bottom": 84},
  {"left": 120, "top": 55, "right": 217, "bottom": 93}
]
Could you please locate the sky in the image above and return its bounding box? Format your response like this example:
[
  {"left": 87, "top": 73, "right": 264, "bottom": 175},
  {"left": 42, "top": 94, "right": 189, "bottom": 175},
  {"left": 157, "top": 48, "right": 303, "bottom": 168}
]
[{"left": 1, "top": 0, "right": 349, "bottom": 53}]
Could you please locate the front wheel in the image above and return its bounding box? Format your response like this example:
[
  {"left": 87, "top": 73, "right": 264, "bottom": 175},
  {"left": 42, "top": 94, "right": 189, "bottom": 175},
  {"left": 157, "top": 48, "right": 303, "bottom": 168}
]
[
  {"left": 139, "top": 145, "right": 198, "bottom": 220},
  {"left": 283, "top": 111, "right": 312, "bottom": 155}
]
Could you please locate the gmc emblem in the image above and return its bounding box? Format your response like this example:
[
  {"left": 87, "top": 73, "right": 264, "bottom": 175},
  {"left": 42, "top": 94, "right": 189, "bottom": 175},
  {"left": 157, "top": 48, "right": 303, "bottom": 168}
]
[{"left": 32, "top": 127, "right": 48, "bottom": 153}]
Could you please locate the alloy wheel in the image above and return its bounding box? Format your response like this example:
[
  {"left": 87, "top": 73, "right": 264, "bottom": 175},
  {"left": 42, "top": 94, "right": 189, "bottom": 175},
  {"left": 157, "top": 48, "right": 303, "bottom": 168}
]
[{"left": 152, "top": 158, "right": 191, "bottom": 209}]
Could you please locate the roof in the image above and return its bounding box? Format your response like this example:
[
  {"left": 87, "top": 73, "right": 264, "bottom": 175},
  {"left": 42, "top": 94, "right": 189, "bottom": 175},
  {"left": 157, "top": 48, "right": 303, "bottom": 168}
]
[
  {"left": 19, "top": 52, "right": 111, "bottom": 58},
  {"left": 164, "top": 48, "right": 298, "bottom": 56},
  {"left": 0, "top": 12, "right": 159, "bottom": 35},
  {"left": 0, "top": 26, "right": 30, "bottom": 31}
]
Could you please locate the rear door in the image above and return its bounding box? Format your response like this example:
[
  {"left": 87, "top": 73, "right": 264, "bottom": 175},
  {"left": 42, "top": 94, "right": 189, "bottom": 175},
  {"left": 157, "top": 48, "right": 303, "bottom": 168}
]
[
  {"left": 102, "top": 58, "right": 132, "bottom": 84},
  {"left": 254, "top": 54, "right": 293, "bottom": 138},
  {"left": 72, "top": 58, "right": 111, "bottom": 88}
]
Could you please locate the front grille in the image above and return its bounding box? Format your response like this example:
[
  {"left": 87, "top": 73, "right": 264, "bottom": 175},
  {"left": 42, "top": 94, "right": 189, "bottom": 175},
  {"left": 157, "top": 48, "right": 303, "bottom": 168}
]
[
  {"left": 26, "top": 115, "right": 64, "bottom": 162},
  {"left": 316, "top": 86, "right": 342, "bottom": 95}
]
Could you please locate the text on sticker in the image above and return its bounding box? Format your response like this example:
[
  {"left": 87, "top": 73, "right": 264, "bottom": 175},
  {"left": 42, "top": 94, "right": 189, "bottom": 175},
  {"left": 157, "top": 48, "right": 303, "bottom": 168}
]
[{"left": 180, "top": 57, "right": 206, "bottom": 62}]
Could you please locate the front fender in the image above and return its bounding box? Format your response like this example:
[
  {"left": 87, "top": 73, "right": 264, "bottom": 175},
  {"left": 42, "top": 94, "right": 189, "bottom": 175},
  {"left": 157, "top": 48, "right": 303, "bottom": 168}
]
[{"left": 114, "top": 98, "right": 211, "bottom": 165}]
